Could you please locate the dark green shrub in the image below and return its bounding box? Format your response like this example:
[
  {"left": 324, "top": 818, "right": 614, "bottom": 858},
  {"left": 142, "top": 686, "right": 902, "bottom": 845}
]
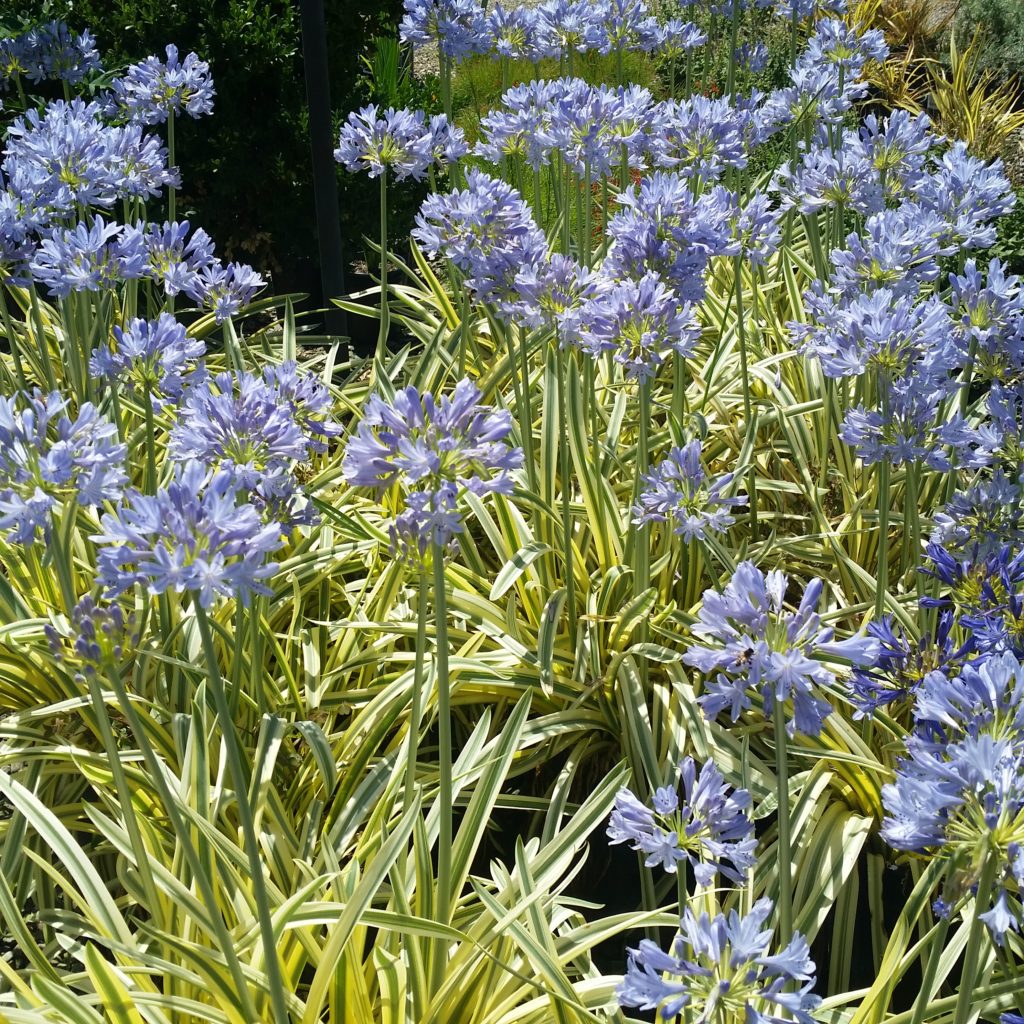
[
  {"left": 954, "top": 0, "right": 1024, "bottom": 80},
  {"left": 3, "top": 0, "right": 404, "bottom": 300}
]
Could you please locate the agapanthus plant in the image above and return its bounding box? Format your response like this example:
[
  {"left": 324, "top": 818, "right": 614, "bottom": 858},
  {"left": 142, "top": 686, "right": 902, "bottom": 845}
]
[
  {"left": 90, "top": 314, "right": 205, "bottom": 409},
  {"left": 617, "top": 898, "right": 822, "bottom": 1023},
  {"left": 684, "top": 560, "right": 879, "bottom": 736},
  {"left": 334, "top": 106, "right": 467, "bottom": 181},
  {"left": 607, "top": 756, "right": 756, "bottom": 883},
  {"left": 0, "top": 390, "right": 126, "bottom": 546},
  {"left": 881, "top": 652, "right": 1024, "bottom": 943},
  {"left": 633, "top": 440, "right": 747, "bottom": 541},
  {"left": 562, "top": 272, "right": 700, "bottom": 382},
  {"left": 93, "top": 460, "right": 283, "bottom": 608},
  {"left": 169, "top": 366, "right": 335, "bottom": 525},
  {"left": 107, "top": 44, "right": 215, "bottom": 125},
  {"left": 342, "top": 378, "right": 522, "bottom": 557}
]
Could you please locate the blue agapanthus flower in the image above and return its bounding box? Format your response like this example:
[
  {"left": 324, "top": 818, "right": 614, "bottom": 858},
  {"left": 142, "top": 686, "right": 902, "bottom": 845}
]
[
  {"left": 534, "top": 0, "right": 601, "bottom": 57},
  {"left": 647, "top": 95, "right": 750, "bottom": 183},
  {"left": 400, "top": 0, "right": 486, "bottom": 60},
  {"left": 607, "top": 756, "right": 756, "bottom": 884},
  {"left": 4, "top": 99, "right": 134, "bottom": 214},
  {"left": 94, "top": 461, "right": 283, "bottom": 607},
  {"left": 2, "top": 21, "right": 100, "bottom": 85},
  {"left": 846, "top": 612, "right": 970, "bottom": 720},
  {"left": 604, "top": 173, "right": 735, "bottom": 302},
  {"left": 90, "top": 314, "right": 205, "bottom": 408},
  {"left": 617, "top": 898, "right": 822, "bottom": 1023},
  {"left": 911, "top": 142, "right": 1015, "bottom": 251},
  {"left": 483, "top": 4, "right": 541, "bottom": 60},
  {"left": 30, "top": 217, "right": 147, "bottom": 298},
  {"left": 561, "top": 271, "right": 701, "bottom": 382},
  {"left": 931, "top": 472, "right": 1024, "bottom": 561},
  {"left": 413, "top": 168, "right": 547, "bottom": 306},
  {"left": 850, "top": 110, "right": 936, "bottom": 203},
  {"left": 142, "top": 220, "right": 217, "bottom": 298},
  {"left": 108, "top": 44, "right": 215, "bottom": 124},
  {"left": 684, "top": 561, "right": 879, "bottom": 736},
  {"left": 169, "top": 366, "right": 334, "bottom": 525},
  {"left": 511, "top": 254, "right": 601, "bottom": 330},
  {"left": 549, "top": 80, "right": 654, "bottom": 176},
  {"left": 772, "top": 130, "right": 884, "bottom": 217},
  {"left": 949, "top": 258, "right": 1024, "bottom": 384},
  {"left": 335, "top": 106, "right": 467, "bottom": 181},
  {"left": 342, "top": 378, "right": 522, "bottom": 556},
  {"left": 0, "top": 391, "right": 127, "bottom": 546},
  {"left": 633, "top": 440, "right": 747, "bottom": 541},
  {"left": 193, "top": 260, "right": 265, "bottom": 323},
  {"left": 881, "top": 652, "right": 1024, "bottom": 943}
]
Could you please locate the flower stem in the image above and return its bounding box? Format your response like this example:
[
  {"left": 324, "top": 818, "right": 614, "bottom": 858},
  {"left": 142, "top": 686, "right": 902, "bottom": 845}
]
[
  {"left": 773, "top": 698, "right": 793, "bottom": 946},
  {"left": 954, "top": 852, "right": 998, "bottom": 1024},
  {"left": 167, "top": 112, "right": 176, "bottom": 223},
  {"left": 431, "top": 542, "right": 454, "bottom": 981},
  {"left": 377, "top": 170, "right": 390, "bottom": 362},
  {"left": 193, "top": 604, "right": 291, "bottom": 1024},
  {"left": 734, "top": 255, "right": 758, "bottom": 537},
  {"left": 876, "top": 458, "right": 890, "bottom": 619},
  {"left": 405, "top": 570, "right": 429, "bottom": 814}
]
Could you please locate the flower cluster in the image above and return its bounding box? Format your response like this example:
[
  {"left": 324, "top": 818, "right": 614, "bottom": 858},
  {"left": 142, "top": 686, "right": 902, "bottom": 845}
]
[
  {"left": 633, "top": 441, "right": 747, "bottom": 540},
  {"left": 684, "top": 561, "right": 879, "bottom": 736},
  {"left": 107, "top": 44, "right": 215, "bottom": 124},
  {"left": 413, "top": 169, "right": 547, "bottom": 306},
  {"left": 45, "top": 595, "right": 140, "bottom": 679},
  {"left": 94, "top": 461, "right": 283, "bottom": 608},
  {"left": 169, "top": 365, "right": 337, "bottom": 526},
  {"left": 0, "top": 391, "right": 126, "bottom": 546},
  {"left": 342, "top": 379, "right": 522, "bottom": 557},
  {"left": 608, "top": 756, "right": 756, "bottom": 883},
  {"left": 617, "top": 899, "right": 822, "bottom": 1023},
  {"left": 881, "top": 653, "right": 1024, "bottom": 943},
  {"left": 90, "top": 314, "right": 205, "bottom": 409},
  {"left": 334, "top": 106, "right": 467, "bottom": 181},
  {"left": 0, "top": 21, "right": 100, "bottom": 87}
]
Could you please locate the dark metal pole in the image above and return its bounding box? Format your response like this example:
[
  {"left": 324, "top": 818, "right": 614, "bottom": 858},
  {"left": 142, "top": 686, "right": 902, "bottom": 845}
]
[{"left": 299, "top": 0, "right": 349, "bottom": 347}]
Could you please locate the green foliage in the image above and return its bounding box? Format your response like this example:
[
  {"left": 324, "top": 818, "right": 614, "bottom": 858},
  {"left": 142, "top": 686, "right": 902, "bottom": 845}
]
[
  {"left": 989, "top": 186, "right": 1024, "bottom": 275},
  {"left": 955, "top": 0, "right": 1024, "bottom": 79},
  {"left": 3, "top": 0, "right": 402, "bottom": 292}
]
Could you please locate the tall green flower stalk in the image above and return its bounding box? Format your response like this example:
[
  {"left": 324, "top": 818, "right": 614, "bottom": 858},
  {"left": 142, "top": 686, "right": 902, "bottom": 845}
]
[{"left": 378, "top": 170, "right": 391, "bottom": 361}]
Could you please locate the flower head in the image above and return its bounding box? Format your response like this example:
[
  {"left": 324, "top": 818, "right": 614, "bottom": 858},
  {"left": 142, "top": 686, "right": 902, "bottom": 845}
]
[
  {"left": 90, "top": 314, "right": 205, "bottom": 409},
  {"left": 30, "top": 217, "right": 146, "bottom": 298},
  {"left": 617, "top": 899, "right": 821, "bottom": 1024},
  {"left": 335, "top": 106, "right": 465, "bottom": 181},
  {"left": 881, "top": 653, "right": 1024, "bottom": 943},
  {"left": 94, "top": 461, "right": 282, "bottom": 607},
  {"left": 0, "top": 391, "right": 127, "bottom": 546},
  {"left": 633, "top": 441, "right": 747, "bottom": 540},
  {"left": 561, "top": 271, "right": 701, "bottom": 382},
  {"left": 413, "top": 169, "right": 547, "bottom": 306},
  {"left": 608, "top": 756, "right": 756, "bottom": 884},
  {"left": 109, "top": 44, "right": 214, "bottom": 124},
  {"left": 342, "top": 379, "right": 522, "bottom": 556},
  {"left": 194, "top": 260, "right": 265, "bottom": 323},
  {"left": 45, "top": 595, "right": 140, "bottom": 678},
  {"left": 169, "top": 366, "right": 333, "bottom": 526},
  {"left": 684, "top": 561, "right": 879, "bottom": 736}
]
